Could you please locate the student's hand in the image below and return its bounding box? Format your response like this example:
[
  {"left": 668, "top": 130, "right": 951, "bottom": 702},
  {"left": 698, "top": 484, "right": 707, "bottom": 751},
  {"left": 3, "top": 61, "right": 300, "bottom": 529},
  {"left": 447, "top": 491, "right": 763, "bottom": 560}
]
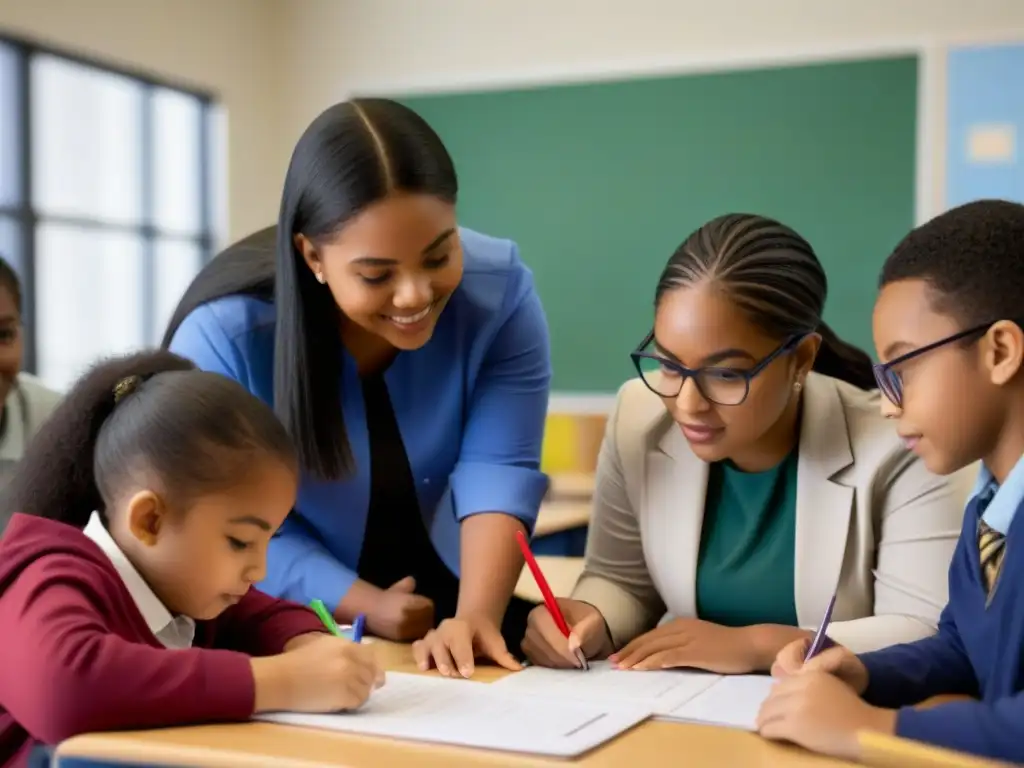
[
  {"left": 611, "top": 618, "right": 768, "bottom": 674},
  {"left": 771, "top": 636, "right": 812, "bottom": 678},
  {"left": 756, "top": 671, "right": 896, "bottom": 760},
  {"left": 252, "top": 634, "right": 385, "bottom": 713},
  {"left": 367, "top": 576, "right": 435, "bottom": 642},
  {"left": 412, "top": 613, "right": 521, "bottom": 678},
  {"left": 521, "top": 599, "right": 611, "bottom": 669},
  {"left": 772, "top": 640, "right": 870, "bottom": 695}
]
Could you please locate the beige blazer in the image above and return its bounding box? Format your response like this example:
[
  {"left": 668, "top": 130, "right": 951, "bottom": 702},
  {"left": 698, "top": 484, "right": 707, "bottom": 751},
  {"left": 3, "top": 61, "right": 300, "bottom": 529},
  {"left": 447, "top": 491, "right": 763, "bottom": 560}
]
[{"left": 572, "top": 372, "right": 976, "bottom": 654}]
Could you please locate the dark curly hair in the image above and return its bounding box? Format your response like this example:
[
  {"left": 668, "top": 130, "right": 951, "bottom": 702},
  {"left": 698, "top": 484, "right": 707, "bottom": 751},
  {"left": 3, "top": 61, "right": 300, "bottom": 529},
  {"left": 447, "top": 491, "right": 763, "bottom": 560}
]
[{"left": 879, "top": 199, "right": 1024, "bottom": 327}]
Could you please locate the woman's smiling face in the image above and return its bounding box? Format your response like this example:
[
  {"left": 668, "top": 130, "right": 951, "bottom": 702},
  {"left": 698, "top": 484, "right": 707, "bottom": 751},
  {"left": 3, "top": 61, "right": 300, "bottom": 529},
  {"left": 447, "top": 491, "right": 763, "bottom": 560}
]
[{"left": 296, "top": 192, "right": 464, "bottom": 352}]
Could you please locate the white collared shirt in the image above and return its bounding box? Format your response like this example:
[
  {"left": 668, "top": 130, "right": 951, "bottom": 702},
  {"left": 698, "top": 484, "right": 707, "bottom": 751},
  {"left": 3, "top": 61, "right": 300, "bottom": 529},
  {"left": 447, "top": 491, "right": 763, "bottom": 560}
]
[
  {"left": 971, "top": 453, "right": 1024, "bottom": 536},
  {"left": 83, "top": 512, "right": 196, "bottom": 649}
]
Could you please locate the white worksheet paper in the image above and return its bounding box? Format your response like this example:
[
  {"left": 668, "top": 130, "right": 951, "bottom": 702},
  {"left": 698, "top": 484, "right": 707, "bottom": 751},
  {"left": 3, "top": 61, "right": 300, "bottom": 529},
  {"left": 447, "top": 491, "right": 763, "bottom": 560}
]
[
  {"left": 489, "top": 661, "right": 720, "bottom": 713},
  {"left": 660, "top": 674, "right": 776, "bottom": 731},
  {"left": 257, "top": 672, "right": 649, "bottom": 757}
]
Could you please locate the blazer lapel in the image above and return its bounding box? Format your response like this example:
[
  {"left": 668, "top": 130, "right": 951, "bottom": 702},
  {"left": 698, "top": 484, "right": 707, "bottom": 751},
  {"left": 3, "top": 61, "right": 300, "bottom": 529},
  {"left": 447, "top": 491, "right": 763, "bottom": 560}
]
[
  {"left": 793, "top": 373, "right": 855, "bottom": 627},
  {"left": 643, "top": 420, "right": 708, "bottom": 618}
]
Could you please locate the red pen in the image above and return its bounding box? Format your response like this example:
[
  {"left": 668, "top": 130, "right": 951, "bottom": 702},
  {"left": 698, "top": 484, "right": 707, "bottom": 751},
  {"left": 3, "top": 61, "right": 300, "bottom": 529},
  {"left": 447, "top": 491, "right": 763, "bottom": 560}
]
[{"left": 516, "top": 530, "right": 589, "bottom": 670}]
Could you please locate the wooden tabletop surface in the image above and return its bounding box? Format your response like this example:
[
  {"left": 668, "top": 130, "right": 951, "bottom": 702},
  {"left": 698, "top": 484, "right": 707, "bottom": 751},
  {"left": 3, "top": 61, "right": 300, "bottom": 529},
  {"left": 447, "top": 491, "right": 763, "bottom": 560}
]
[
  {"left": 534, "top": 500, "right": 591, "bottom": 537},
  {"left": 57, "top": 640, "right": 863, "bottom": 768}
]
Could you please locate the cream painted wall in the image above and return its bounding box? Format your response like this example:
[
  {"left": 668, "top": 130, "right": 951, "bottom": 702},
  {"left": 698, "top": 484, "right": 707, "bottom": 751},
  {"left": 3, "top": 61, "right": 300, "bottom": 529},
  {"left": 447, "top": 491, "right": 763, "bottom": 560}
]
[
  {"left": 6, "top": 0, "right": 1024, "bottom": 244},
  {"left": 282, "top": 0, "right": 1024, "bottom": 230},
  {"left": 0, "top": 0, "right": 289, "bottom": 243},
  {"left": 291, "top": 0, "right": 1024, "bottom": 96}
]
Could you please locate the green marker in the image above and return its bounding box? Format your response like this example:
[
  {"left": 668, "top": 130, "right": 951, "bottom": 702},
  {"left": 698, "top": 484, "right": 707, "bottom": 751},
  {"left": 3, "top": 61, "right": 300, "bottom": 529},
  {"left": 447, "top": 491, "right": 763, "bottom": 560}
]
[{"left": 309, "top": 599, "right": 344, "bottom": 637}]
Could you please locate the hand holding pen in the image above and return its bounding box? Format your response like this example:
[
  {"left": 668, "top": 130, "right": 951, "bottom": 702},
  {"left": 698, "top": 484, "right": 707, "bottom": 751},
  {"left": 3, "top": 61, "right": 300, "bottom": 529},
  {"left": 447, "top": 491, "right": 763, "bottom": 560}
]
[
  {"left": 516, "top": 530, "right": 596, "bottom": 670},
  {"left": 310, "top": 599, "right": 367, "bottom": 644},
  {"left": 769, "top": 595, "right": 869, "bottom": 695},
  {"left": 251, "top": 603, "right": 380, "bottom": 713}
]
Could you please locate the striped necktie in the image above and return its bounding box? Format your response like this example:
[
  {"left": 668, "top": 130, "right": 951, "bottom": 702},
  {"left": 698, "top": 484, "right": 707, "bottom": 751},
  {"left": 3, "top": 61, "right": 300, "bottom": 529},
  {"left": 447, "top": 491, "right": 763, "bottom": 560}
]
[{"left": 978, "top": 519, "right": 1006, "bottom": 595}]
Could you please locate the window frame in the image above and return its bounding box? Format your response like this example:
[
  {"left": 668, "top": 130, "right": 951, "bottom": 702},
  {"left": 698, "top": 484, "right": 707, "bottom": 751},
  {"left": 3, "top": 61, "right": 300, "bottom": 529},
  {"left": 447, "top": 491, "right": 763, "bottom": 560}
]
[{"left": 0, "top": 31, "right": 218, "bottom": 375}]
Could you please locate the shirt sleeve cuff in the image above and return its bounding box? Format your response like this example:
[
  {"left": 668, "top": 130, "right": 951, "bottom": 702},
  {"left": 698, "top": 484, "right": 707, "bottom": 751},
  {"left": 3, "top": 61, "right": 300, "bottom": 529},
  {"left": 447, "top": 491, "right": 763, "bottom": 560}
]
[
  {"left": 302, "top": 557, "right": 358, "bottom": 616},
  {"left": 263, "top": 534, "right": 359, "bottom": 616},
  {"left": 449, "top": 461, "right": 550, "bottom": 527}
]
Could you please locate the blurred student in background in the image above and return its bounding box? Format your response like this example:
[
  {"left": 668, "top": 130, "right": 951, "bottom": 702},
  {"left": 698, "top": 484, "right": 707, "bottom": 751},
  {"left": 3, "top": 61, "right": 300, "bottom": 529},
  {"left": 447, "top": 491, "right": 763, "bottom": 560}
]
[{"left": 0, "top": 255, "right": 62, "bottom": 533}]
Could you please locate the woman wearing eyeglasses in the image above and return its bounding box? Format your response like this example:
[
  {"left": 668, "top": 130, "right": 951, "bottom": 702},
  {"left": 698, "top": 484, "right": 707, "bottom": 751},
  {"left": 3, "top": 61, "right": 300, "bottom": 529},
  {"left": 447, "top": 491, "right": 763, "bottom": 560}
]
[{"left": 521, "top": 213, "right": 975, "bottom": 673}]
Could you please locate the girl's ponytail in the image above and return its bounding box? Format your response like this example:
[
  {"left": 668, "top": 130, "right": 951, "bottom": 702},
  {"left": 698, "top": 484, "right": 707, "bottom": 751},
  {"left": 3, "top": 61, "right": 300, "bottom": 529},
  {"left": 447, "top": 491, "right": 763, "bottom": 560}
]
[{"left": 0, "top": 351, "right": 194, "bottom": 528}]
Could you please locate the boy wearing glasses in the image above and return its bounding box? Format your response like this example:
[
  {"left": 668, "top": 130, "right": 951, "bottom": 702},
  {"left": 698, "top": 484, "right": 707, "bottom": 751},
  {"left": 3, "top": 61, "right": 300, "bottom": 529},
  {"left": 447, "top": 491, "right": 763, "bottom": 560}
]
[{"left": 760, "top": 199, "right": 1024, "bottom": 764}]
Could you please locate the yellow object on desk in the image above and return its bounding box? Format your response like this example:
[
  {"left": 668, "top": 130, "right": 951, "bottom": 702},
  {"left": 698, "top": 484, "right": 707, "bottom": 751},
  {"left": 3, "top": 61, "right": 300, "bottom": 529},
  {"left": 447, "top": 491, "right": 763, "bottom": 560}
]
[
  {"left": 56, "top": 640, "right": 857, "bottom": 768},
  {"left": 541, "top": 414, "right": 607, "bottom": 475},
  {"left": 541, "top": 414, "right": 579, "bottom": 474}
]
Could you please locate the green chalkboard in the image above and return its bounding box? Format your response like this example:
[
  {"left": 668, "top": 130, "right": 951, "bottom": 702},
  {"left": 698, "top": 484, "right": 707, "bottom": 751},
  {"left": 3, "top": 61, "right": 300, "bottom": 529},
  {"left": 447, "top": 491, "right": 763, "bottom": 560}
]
[{"left": 403, "top": 56, "right": 918, "bottom": 391}]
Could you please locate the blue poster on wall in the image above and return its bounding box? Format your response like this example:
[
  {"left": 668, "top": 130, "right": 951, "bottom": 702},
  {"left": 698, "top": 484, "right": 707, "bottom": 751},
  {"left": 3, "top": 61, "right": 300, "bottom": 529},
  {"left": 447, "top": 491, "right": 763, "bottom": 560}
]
[{"left": 947, "top": 43, "right": 1024, "bottom": 207}]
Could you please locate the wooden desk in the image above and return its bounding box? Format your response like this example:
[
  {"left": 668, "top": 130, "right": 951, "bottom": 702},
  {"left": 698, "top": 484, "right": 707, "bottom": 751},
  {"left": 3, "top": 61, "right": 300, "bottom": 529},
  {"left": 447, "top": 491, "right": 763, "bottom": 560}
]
[
  {"left": 859, "top": 731, "right": 1014, "bottom": 768},
  {"left": 514, "top": 556, "right": 584, "bottom": 602},
  {"left": 534, "top": 500, "right": 591, "bottom": 538},
  {"left": 547, "top": 472, "right": 596, "bottom": 500},
  {"left": 57, "top": 641, "right": 858, "bottom": 768}
]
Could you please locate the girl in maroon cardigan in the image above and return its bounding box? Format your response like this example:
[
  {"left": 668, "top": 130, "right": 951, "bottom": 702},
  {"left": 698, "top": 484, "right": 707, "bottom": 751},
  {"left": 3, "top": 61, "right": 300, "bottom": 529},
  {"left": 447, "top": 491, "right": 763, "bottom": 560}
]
[{"left": 0, "top": 350, "right": 384, "bottom": 767}]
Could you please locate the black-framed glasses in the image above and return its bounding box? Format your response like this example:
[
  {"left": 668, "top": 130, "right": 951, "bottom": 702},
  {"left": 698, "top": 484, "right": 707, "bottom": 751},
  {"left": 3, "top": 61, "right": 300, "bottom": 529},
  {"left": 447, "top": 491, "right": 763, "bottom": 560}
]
[
  {"left": 631, "top": 333, "right": 804, "bottom": 406},
  {"left": 873, "top": 320, "right": 1000, "bottom": 408}
]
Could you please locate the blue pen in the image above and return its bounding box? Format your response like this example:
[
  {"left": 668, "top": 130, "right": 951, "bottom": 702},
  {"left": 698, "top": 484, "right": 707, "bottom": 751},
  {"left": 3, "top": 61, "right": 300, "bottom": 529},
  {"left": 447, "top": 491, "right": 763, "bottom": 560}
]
[
  {"left": 352, "top": 613, "right": 366, "bottom": 644},
  {"left": 804, "top": 594, "right": 837, "bottom": 661}
]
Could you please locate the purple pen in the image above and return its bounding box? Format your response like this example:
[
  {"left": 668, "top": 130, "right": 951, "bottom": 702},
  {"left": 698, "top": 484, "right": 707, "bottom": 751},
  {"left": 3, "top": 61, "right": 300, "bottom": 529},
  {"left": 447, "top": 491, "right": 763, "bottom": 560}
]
[{"left": 804, "top": 594, "right": 837, "bottom": 661}]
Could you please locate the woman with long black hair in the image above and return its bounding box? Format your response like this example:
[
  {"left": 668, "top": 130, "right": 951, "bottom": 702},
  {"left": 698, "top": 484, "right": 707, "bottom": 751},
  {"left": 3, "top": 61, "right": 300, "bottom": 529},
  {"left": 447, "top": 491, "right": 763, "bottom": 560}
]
[{"left": 165, "top": 99, "right": 550, "bottom": 678}]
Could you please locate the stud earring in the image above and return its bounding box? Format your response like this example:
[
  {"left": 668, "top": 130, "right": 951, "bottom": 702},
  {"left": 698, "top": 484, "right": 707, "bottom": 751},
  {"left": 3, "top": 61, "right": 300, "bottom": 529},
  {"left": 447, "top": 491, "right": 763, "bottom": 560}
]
[
  {"left": 315, "top": 271, "right": 326, "bottom": 284},
  {"left": 794, "top": 381, "right": 803, "bottom": 392}
]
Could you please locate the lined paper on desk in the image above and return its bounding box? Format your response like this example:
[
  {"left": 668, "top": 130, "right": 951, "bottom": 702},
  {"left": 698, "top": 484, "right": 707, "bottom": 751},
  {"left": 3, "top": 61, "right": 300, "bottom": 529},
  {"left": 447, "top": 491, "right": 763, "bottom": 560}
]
[
  {"left": 491, "top": 660, "right": 720, "bottom": 712},
  {"left": 490, "top": 662, "right": 776, "bottom": 731},
  {"left": 257, "top": 672, "right": 649, "bottom": 757},
  {"left": 659, "top": 674, "right": 776, "bottom": 730}
]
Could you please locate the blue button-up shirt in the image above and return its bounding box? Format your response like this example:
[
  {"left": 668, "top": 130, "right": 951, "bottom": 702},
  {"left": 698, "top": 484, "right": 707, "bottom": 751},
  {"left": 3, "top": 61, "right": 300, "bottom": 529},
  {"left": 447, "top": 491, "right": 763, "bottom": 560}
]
[{"left": 169, "top": 227, "right": 552, "bottom": 611}]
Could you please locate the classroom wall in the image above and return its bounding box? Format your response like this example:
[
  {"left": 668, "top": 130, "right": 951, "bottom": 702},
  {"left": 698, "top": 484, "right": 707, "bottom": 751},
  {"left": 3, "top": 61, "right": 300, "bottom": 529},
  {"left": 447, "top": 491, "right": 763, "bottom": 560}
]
[
  {"left": 5, "top": 1, "right": 1024, "bottom": 249},
  {"left": 288, "top": 0, "right": 1024, "bottom": 94},
  {"left": 280, "top": 0, "right": 1024, "bottom": 407},
  {"left": 7, "top": 1, "right": 1024, "bottom": 255},
  {"left": 0, "top": 0, "right": 290, "bottom": 244},
  {"left": 3, "top": 1, "right": 1023, "bottom": 408}
]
